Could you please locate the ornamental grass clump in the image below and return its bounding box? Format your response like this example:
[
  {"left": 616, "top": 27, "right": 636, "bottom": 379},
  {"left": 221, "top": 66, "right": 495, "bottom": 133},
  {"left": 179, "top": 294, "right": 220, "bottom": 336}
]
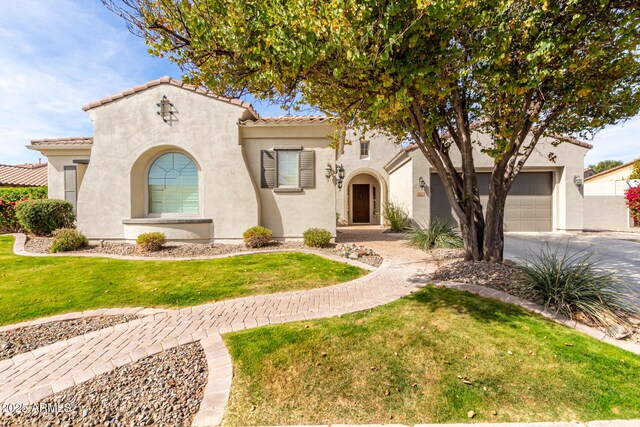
[
  {"left": 303, "top": 228, "right": 333, "bottom": 248},
  {"left": 383, "top": 201, "right": 410, "bottom": 232},
  {"left": 243, "top": 226, "right": 272, "bottom": 248},
  {"left": 519, "top": 242, "right": 638, "bottom": 327},
  {"left": 136, "top": 232, "right": 166, "bottom": 252},
  {"left": 408, "top": 220, "right": 463, "bottom": 251},
  {"left": 15, "top": 199, "right": 75, "bottom": 236},
  {"left": 50, "top": 228, "right": 88, "bottom": 253}
]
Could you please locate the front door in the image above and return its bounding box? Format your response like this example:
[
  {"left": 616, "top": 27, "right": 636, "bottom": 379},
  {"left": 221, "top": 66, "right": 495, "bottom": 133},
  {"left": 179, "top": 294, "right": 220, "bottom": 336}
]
[{"left": 352, "top": 184, "right": 370, "bottom": 223}]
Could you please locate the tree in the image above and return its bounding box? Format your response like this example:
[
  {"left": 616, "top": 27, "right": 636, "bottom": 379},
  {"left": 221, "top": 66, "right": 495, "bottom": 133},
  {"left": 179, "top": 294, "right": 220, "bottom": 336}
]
[
  {"left": 629, "top": 160, "right": 640, "bottom": 180},
  {"left": 105, "top": 0, "right": 640, "bottom": 261},
  {"left": 588, "top": 160, "right": 624, "bottom": 174}
]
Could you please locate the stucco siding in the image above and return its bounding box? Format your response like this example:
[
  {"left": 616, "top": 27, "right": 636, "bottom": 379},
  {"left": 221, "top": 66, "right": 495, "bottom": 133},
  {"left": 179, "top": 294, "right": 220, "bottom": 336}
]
[
  {"left": 388, "top": 159, "right": 414, "bottom": 220},
  {"left": 78, "top": 84, "right": 259, "bottom": 240},
  {"left": 243, "top": 134, "right": 336, "bottom": 239},
  {"left": 584, "top": 196, "right": 632, "bottom": 230}
]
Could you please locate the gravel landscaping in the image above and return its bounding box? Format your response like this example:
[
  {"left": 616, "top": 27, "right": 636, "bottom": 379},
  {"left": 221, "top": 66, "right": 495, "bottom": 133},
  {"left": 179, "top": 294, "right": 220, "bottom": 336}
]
[
  {"left": 24, "top": 236, "right": 383, "bottom": 267},
  {"left": 0, "top": 342, "right": 207, "bottom": 427},
  {"left": 0, "top": 316, "right": 138, "bottom": 361}
]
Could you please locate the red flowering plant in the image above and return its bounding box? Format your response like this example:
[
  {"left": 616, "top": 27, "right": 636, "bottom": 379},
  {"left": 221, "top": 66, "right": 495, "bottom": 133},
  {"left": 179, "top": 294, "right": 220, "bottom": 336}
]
[
  {"left": 625, "top": 185, "right": 640, "bottom": 226},
  {"left": 0, "top": 197, "right": 28, "bottom": 233}
]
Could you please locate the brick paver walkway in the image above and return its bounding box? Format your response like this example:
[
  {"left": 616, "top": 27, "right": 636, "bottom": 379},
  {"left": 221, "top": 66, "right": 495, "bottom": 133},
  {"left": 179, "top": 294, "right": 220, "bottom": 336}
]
[{"left": 0, "top": 227, "right": 434, "bottom": 411}]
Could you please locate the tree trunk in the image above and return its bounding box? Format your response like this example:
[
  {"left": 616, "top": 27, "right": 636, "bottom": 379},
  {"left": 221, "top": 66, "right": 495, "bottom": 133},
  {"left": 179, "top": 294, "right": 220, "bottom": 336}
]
[{"left": 482, "top": 172, "right": 509, "bottom": 262}]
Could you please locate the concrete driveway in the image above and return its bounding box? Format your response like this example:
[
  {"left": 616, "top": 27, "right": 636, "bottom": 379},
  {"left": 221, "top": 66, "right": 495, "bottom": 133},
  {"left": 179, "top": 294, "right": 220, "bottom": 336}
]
[{"left": 504, "top": 233, "right": 640, "bottom": 304}]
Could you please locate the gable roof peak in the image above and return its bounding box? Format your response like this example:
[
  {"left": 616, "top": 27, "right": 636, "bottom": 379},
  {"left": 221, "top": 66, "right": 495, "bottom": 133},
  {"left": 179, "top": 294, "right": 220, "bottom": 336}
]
[{"left": 81, "top": 77, "right": 259, "bottom": 119}]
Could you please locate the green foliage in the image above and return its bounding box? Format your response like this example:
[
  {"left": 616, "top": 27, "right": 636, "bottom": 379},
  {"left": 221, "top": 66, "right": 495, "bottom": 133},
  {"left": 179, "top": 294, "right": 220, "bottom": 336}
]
[
  {"left": 588, "top": 160, "right": 624, "bottom": 174},
  {"left": 243, "top": 226, "right": 273, "bottom": 248},
  {"left": 625, "top": 185, "right": 640, "bottom": 224},
  {"left": 0, "top": 199, "right": 23, "bottom": 233},
  {"left": 383, "top": 201, "right": 410, "bottom": 232},
  {"left": 136, "top": 232, "right": 166, "bottom": 252},
  {"left": 50, "top": 228, "right": 88, "bottom": 253},
  {"left": 303, "top": 228, "right": 333, "bottom": 248},
  {"left": 15, "top": 199, "right": 75, "bottom": 236},
  {"left": 0, "top": 186, "right": 47, "bottom": 203},
  {"left": 628, "top": 160, "right": 640, "bottom": 180},
  {"left": 408, "top": 220, "right": 463, "bottom": 251},
  {"left": 519, "top": 243, "right": 638, "bottom": 327}
]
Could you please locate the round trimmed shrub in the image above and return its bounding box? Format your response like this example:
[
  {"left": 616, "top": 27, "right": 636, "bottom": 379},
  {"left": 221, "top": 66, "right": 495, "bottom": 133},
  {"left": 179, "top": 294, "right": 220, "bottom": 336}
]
[
  {"left": 15, "top": 199, "right": 75, "bottom": 236},
  {"left": 303, "top": 228, "right": 333, "bottom": 248},
  {"left": 243, "top": 226, "right": 272, "bottom": 248},
  {"left": 136, "top": 232, "right": 166, "bottom": 252},
  {"left": 50, "top": 228, "right": 88, "bottom": 253}
]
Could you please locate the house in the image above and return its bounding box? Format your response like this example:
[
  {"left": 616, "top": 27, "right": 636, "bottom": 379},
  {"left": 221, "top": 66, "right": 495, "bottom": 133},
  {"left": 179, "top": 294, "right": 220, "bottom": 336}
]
[
  {"left": 337, "top": 128, "right": 589, "bottom": 232},
  {"left": 0, "top": 162, "right": 48, "bottom": 187},
  {"left": 584, "top": 167, "right": 596, "bottom": 179},
  {"left": 28, "top": 77, "right": 590, "bottom": 242},
  {"left": 583, "top": 159, "right": 639, "bottom": 230}
]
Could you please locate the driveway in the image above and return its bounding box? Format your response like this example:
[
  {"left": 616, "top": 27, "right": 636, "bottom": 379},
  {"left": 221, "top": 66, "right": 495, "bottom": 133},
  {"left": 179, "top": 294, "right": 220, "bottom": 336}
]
[{"left": 505, "top": 233, "right": 640, "bottom": 303}]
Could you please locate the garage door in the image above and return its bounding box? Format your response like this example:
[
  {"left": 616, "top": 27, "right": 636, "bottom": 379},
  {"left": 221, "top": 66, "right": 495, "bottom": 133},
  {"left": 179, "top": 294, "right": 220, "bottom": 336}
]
[{"left": 430, "top": 172, "right": 553, "bottom": 232}]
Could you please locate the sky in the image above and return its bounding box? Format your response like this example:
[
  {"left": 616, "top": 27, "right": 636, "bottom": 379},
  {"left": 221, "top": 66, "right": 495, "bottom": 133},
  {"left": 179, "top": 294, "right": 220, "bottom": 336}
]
[{"left": 1, "top": 1, "right": 638, "bottom": 166}]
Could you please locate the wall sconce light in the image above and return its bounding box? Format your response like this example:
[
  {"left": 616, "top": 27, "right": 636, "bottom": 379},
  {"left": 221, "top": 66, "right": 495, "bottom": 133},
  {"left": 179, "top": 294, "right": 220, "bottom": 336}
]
[
  {"left": 573, "top": 175, "right": 583, "bottom": 187},
  {"left": 325, "top": 163, "right": 346, "bottom": 190},
  {"left": 418, "top": 176, "right": 427, "bottom": 190},
  {"left": 157, "top": 96, "right": 175, "bottom": 122}
]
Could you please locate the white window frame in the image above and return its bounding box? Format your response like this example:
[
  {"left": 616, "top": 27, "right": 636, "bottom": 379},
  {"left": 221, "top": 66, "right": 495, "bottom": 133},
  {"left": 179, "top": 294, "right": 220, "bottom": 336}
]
[
  {"left": 360, "top": 141, "right": 370, "bottom": 159},
  {"left": 145, "top": 151, "right": 201, "bottom": 218},
  {"left": 276, "top": 149, "right": 300, "bottom": 189}
]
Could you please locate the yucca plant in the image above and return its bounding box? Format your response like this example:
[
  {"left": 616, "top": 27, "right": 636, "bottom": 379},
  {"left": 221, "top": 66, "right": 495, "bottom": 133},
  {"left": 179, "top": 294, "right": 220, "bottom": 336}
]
[
  {"left": 519, "top": 242, "right": 638, "bottom": 327},
  {"left": 408, "top": 219, "right": 463, "bottom": 251},
  {"left": 382, "top": 201, "right": 410, "bottom": 232}
]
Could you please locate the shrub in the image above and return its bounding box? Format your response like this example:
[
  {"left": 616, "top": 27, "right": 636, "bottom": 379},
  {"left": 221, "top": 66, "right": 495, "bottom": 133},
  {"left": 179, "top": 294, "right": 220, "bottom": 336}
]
[
  {"left": 628, "top": 160, "right": 640, "bottom": 180},
  {"left": 0, "top": 186, "right": 47, "bottom": 203},
  {"left": 303, "top": 228, "right": 333, "bottom": 248},
  {"left": 383, "top": 201, "right": 410, "bottom": 232},
  {"left": 0, "top": 198, "right": 27, "bottom": 233},
  {"left": 15, "top": 199, "right": 75, "bottom": 236},
  {"left": 625, "top": 185, "right": 640, "bottom": 224},
  {"left": 519, "top": 243, "right": 638, "bottom": 327},
  {"left": 242, "top": 226, "right": 272, "bottom": 248},
  {"left": 50, "top": 228, "right": 88, "bottom": 253},
  {"left": 408, "top": 220, "right": 463, "bottom": 251},
  {"left": 136, "top": 232, "right": 166, "bottom": 252}
]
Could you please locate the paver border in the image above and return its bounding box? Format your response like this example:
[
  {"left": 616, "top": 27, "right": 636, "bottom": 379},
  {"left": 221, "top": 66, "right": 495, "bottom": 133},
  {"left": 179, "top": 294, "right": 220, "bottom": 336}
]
[
  {"left": 240, "top": 422, "right": 640, "bottom": 427},
  {"left": 434, "top": 281, "right": 640, "bottom": 355},
  {"left": 193, "top": 334, "right": 233, "bottom": 427},
  {"left": 10, "top": 233, "right": 375, "bottom": 271}
]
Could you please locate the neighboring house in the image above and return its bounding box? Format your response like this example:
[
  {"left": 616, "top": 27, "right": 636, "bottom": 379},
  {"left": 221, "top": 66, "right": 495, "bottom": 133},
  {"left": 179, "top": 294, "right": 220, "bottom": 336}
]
[
  {"left": 583, "top": 167, "right": 596, "bottom": 179},
  {"left": 28, "top": 77, "right": 591, "bottom": 242},
  {"left": 583, "top": 159, "right": 639, "bottom": 230},
  {"left": 0, "top": 162, "right": 47, "bottom": 187}
]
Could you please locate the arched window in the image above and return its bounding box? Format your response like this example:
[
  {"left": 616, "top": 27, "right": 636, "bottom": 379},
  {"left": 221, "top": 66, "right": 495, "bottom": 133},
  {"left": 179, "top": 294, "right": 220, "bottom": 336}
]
[{"left": 148, "top": 152, "right": 199, "bottom": 214}]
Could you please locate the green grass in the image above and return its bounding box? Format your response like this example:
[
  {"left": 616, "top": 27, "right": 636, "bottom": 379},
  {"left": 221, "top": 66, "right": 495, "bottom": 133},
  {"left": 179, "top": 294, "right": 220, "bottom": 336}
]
[
  {"left": 0, "top": 235, "right": 365, "bottom": 326},
  {"left": 223, "top": 287, "right": 640, "bottom": 425}
]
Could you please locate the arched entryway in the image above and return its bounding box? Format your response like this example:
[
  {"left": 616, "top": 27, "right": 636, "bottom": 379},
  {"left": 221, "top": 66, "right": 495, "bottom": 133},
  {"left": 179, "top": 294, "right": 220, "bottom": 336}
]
[{"left": 343, "top": 170, "right": 387, "bottom": 225}]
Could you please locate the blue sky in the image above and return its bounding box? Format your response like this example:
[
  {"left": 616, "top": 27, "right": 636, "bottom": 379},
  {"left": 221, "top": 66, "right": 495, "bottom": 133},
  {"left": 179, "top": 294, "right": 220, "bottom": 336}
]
[{"left": 1, "top": 1, "right": 638, "bottom": 166}]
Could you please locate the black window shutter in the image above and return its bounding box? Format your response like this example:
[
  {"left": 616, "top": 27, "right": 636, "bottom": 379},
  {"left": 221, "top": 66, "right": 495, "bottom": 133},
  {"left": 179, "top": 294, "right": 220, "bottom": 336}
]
[
  {"left": 299, "top": 150, "right": 315, "bottom": 189},
  {"left": 261, "top": 150, "right": 277, "bottom": 188}
]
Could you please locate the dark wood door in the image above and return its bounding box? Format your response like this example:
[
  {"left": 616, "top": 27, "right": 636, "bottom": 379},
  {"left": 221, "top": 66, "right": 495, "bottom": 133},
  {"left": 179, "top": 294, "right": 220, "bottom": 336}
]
[{"left": 352, "top": 184, "right": 370, "bottom": 223}]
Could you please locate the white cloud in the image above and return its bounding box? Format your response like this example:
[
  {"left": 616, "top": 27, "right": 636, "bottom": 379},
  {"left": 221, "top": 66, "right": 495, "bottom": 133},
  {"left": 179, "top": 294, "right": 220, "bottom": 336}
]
[{"left": 0, "top": 0, "right": 178, "bottom": 164}]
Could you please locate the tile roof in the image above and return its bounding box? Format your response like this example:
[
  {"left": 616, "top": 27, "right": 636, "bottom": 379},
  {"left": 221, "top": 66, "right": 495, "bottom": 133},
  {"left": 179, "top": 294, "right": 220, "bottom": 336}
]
[
  {"left": 0, "top": 163, "right": 48, "bottom": 187},
  {"left": 30, "top": 137, "right": 94, "bottom": 146},
  {"left": 81, "top": 77, "right": 259, "bottom": 119},
  {"left": 239, "top": 115, "right": 336, "bottom": 126}
]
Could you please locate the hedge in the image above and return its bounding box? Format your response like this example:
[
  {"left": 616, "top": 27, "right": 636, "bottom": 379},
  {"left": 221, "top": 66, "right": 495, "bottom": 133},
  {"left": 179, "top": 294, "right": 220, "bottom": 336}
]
[
  {"left": 0, "top": 186, "right": 47, "bottom": 203},
  {"left": 15, "top": 199, "right": 75, "bottom": 236}
]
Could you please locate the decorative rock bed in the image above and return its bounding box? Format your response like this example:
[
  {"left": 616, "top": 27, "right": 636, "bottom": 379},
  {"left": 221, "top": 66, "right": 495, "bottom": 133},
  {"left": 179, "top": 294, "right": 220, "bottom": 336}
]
[
  {"left": 0, "top": 342, "right": 207, "bottom": 427},
  {"left": 335, "top": 243, "right": 383, "bottom": 267},
  {"left": 23, "top": 236, "right": 384, "bottom": 267},
  {"left": 0, "top": 316, "right": 138, "bottom": 361}
]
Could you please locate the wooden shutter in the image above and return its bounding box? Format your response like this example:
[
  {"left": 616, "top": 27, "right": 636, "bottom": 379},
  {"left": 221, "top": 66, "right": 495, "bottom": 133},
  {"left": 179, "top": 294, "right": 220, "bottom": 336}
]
[
  {"left": 299, "top": 150, "right": 315, "bottom": 189},
  {"left": 64, "top": 165, "right": 77, "bottom": 211},
  {"left": 261, "top": 150, "right": 277, "bottom": 188}
]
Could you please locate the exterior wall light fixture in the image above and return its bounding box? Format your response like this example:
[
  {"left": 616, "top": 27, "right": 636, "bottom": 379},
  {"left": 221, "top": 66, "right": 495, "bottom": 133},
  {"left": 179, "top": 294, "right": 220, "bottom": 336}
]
[
  {"left": 157, "top": 96, "right": 175, "bottom": 123},
  {"left": 325, "top": 163, "right": 346, "bottom": 190},
  {"left": 573, "top": 175, "right": 583, "bottom": 187},
  {"left": 418, "top": 176, "right": 427, "bottom": 190}
]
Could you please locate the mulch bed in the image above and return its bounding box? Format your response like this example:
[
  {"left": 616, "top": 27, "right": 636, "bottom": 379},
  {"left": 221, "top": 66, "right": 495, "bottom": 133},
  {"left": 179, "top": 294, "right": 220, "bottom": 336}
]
[
  {"left": 0, "top": 343, "right": 207, "bottom": 426},
  {"left": 0, "top": 316, "right": 138, "bottom": 361}
]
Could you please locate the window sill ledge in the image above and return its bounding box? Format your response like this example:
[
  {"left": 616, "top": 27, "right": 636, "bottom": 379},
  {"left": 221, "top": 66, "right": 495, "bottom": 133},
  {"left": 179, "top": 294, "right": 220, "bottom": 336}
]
[
  {"left": 123, "top": 218, "right": 213, "bottom": 225},
  {"left": 273, "top": 188, "right": 303, "bottom": 193}
]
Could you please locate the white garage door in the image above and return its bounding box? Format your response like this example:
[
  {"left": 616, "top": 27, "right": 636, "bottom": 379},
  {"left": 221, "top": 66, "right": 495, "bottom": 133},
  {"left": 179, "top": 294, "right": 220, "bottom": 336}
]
[{"left": 430, "top": 172, "right": 553, "bottom": 232}]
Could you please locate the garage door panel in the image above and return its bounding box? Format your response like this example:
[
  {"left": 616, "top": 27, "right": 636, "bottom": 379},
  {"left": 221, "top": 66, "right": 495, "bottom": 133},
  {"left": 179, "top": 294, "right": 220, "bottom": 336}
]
[{"left": 431, "top": 172, "right": 553, "bottom": 232}]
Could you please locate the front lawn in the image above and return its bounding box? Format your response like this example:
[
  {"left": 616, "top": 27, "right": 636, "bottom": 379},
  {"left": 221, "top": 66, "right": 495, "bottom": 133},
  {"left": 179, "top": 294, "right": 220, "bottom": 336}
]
[
  {"left": 0, "top": 235, "right": 365, "bottom": 326},
  {"left": 223, "top": 287, "right": 640, "bottom": 425}
]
